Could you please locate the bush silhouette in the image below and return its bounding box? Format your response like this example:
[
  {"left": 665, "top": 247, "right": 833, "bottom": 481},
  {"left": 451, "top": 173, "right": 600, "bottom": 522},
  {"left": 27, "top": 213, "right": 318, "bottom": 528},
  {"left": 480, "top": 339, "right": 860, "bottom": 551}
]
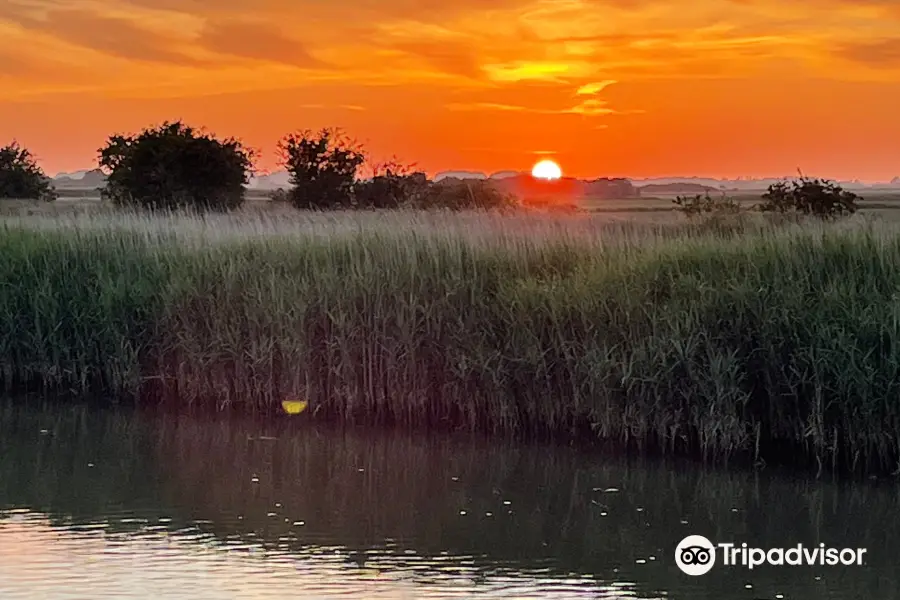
[
  {"left": 268, "top": 188, "right": 290, "bottom": 203},
  {"left": 416, "top": 179, "right": 519, "bottom": 211},
  {"left": 355, "top": 162, "right": 517, "bottom": 211},
  {"left": 672, "top": 191, "right": 741, "bottom": 218},
  {"left": 0, "top": 141, "right": 57, "bottom": 201},
  {"left": 760, "top": 175, "right": 859, "bottom": 219},
  {"left": 278, "top": 128, "right": 365, "bottom": 210},
  {"left": 354, "top": 161, "right": 431, "bottom": 209},
  {"left": 98, "top": 121, "right": 254, "bottom": 212},
  {"left": 278, "top": 131, "right": 518, "bottom": 211}
]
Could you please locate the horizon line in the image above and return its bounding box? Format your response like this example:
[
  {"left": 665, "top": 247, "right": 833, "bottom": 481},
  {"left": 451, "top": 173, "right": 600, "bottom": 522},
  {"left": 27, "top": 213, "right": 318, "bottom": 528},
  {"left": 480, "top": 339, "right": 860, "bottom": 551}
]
[{"left": 51, "top": 167, "right": 899, "bottom": 186}]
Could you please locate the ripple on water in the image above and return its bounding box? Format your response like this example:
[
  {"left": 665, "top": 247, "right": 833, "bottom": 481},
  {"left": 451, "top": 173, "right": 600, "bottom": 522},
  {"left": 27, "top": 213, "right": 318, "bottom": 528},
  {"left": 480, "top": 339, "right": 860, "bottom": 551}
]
[
  {"left": 1, "top": 404, "right": 897, "bottom": 600},
  {"left": 0, "top": 509, "right": 651, "bottom": 599}
]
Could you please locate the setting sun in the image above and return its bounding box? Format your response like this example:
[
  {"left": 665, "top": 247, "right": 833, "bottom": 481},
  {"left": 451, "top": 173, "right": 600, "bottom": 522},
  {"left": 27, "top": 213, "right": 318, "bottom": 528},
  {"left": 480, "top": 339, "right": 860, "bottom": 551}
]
[{"left": 531, "top": 160, "right": 562, "bottom": 180}]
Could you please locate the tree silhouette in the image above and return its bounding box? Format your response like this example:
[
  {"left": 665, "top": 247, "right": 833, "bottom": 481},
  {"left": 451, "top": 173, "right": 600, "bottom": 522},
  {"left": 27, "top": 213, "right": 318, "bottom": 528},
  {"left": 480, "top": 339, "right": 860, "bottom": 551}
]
[
  {"left": 0, "top": 141, "right": 56, "bottom": 201},
  {"left": 98, "top": 121, "right": 255, "bottom": 212},
  {"left": 278, "top": 128, "right": 366, "bottom": 209}
]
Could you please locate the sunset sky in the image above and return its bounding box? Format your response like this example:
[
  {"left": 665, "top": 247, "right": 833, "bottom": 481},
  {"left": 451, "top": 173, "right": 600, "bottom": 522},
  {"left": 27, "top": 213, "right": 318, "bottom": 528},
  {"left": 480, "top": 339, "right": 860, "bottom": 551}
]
[{"left": 1, "top": 0, "right": 899, "bottom": 181}]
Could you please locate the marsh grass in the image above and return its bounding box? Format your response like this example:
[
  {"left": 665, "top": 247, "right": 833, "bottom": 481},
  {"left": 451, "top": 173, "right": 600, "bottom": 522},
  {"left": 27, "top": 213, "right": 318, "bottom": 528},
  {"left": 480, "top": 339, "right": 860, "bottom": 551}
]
[{"left": 2, "top": 209, "right": 900, "bottom": 473}]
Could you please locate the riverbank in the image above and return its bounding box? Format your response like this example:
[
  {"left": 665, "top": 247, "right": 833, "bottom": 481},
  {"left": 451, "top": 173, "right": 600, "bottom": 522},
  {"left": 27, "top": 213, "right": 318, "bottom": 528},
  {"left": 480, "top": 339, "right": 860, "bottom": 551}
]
[{"left": 2, "top": 209, "right": 900, "bottom": 474}]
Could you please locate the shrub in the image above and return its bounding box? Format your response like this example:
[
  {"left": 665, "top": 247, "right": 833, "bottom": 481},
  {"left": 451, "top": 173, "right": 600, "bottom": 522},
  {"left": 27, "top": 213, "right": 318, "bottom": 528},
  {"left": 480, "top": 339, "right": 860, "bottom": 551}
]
[
  {"left": 278, "top": 128, "right": 366, "bottom": 210},
  {"left": 0, "top": 142, "right": 57, "bottom": 201},
  {"left": 98, "top": 121, "right": 254, "bottom": 212},
  {"left": 672, "top": 192, "right": 741, "bottom": 218},
  {"left": 415, "top": 179, "right": 519, "bottom": 211},
  {"left": 760, "top": 175, "right": 859, "bottom": 219},
  {"left": 520, "top": 195, "right": 579, "bottom": 213},
  {"left": 354, "top": 161, "right": 428, "bottom": 209},
  {"left": 356, "top": 162, "right": 517, "bottom": 211},
  {"left": 268, "top": 188, "right": 290, "bottom": 203}
]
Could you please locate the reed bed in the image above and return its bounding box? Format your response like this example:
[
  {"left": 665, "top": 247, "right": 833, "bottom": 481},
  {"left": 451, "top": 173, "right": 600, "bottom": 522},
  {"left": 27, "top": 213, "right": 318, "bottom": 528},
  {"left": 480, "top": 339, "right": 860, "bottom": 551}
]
[{"left": 2, "top": 209, "right": 900, "bottom": 473}]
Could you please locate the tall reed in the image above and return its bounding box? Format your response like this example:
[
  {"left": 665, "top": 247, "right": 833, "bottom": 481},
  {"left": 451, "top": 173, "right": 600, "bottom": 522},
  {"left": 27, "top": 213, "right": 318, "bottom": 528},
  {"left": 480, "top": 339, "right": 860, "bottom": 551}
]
[{"left": 2, "top": 210, "right": 899, "bottom": 473}]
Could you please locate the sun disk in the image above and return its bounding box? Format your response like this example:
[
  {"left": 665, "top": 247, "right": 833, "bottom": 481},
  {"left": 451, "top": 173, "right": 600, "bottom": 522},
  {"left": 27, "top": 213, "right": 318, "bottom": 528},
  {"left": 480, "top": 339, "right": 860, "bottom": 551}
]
[{"left": 532, "top": 159, "right": 562, "bottom": 180}]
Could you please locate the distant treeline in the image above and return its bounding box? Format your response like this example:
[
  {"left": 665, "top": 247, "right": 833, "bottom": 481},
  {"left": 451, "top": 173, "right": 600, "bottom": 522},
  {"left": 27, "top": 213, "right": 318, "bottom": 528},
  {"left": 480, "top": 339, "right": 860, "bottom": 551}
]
[
  {"left": 1, "top": 121, "right": 640, "bottom": 212},
  {"left": 1, "top": 121, "right": 870, "bottom": 217}
]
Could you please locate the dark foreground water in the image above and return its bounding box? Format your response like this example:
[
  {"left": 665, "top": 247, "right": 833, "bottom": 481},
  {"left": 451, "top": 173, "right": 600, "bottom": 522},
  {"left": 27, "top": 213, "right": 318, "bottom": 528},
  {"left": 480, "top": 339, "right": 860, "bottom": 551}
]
[{"left": 0, "top": 401, "right": 898, "bottom": 599}]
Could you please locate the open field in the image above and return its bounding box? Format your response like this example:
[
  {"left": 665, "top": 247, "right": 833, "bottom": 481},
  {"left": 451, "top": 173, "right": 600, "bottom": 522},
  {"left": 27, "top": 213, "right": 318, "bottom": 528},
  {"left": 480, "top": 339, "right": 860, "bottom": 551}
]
[
  {"left": 582, "top": 189, "right": 900, "bottom": 214},
  {"left": 11, "top": 186, "right": 900, "bottom": 220},
  {"left": 3, "top": 208, "right": 900, "bottom": 474}
]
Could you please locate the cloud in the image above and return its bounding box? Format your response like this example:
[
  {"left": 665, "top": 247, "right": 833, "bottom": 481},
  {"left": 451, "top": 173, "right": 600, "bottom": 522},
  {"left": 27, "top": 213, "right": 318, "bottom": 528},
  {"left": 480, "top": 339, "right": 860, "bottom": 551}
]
[
  {"left": 0, "top": 0, "right": 52, "bottom": 25},
  {"left": 481, "top": 61, "right": 597, "bottom": 82},
  {"left": 838, "top": 38, "right": 900, "bottom": 67},
  {"left": 388, "top": 40, "right": 484, "bottom": 80},
  {"left": 563, "top": 99, "right": 617, "bottom": 116},
  {"left": 0, "top": 46, "right": 96, "bottom": 90},
  {"left": 117, "top": 0, "right": 296, "bottom": 17},
  {"left": 575, "top": 80, "right": 618, "bottom": 95},
  {"left": 446, "top": 91, "right": 641, "bottom": 118},
  {"left": 446, "top": 102, "right": 530, "bottom": 111},
  {"left": 297, "top": 103, "right": 366, "bottom": 111},
  {"left": 0, "top": 50, "right": 46, "bottom": 79},
  {"left": 197, "top": 18, "right": 325, "bottom": 67},
  {"left": 5, "top": 7, "right": 204, "bottom": 65},
  {"left": 4, "top": 0, "right": 900, "bottom": 102},
  {"left": 120, "top": 0, "right": 530, "bottom": 23},
  {"left": 444, "top": 72, "right": 641, "bottom": 117},
  {"left": 561, "top": 97, "right": 644, "bottom": 116}
]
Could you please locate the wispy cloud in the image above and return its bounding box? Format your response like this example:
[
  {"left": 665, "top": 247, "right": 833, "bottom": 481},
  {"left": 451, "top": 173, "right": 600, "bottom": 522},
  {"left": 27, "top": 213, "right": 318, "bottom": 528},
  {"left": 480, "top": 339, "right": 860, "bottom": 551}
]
[
  {"left": 446, "top": 95, "right": 641, "bottom": 118},
  {"left": 4, "top": 7, "right": 206, "bottom": 65},
  {"left": 198, "top": 18, "right": 327, "bottom": 67},
  {"left": 446, "top": 102, "right": 529, "bottom": 111},
  {"left": 563, "top": 99, "right": 618, "bottom": 116},
  {"left": 837, "top": 37, "right": 900, "bottom": 67},
  {"left": 387, "top": 39, "right": 485, "bottom": 80},
  {"left": 575, "top": 80, "right": 617, "bottom": 95},
  {"left": 481, "top": 61, "right": 596, "bottom": 82},
  {"left": 3, "top": 0, "right": 900, "bottom": 101},
  {"left": 297, "top": 103, "right": 366, "bottom": 111}
]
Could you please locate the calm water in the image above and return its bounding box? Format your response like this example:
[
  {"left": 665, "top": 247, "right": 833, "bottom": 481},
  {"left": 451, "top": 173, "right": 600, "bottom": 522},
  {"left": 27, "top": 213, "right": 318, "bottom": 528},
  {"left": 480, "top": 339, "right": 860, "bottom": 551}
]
[{"left": 0, "top": 402, "right": 898, "bottom": 599}]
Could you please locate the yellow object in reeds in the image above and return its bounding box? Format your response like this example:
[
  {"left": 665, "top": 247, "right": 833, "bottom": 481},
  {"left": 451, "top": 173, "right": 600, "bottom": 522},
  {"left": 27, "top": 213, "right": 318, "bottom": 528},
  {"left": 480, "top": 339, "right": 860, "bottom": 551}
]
[{"left": 282, "top": 400, "right": 309, "bottom": 415}]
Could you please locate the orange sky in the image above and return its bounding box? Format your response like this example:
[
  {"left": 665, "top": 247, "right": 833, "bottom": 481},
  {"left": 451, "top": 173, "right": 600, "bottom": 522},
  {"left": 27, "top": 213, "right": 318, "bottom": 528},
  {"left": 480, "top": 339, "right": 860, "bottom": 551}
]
[{"left": 1, "top": 0, "right": 899, "bottom": 181}]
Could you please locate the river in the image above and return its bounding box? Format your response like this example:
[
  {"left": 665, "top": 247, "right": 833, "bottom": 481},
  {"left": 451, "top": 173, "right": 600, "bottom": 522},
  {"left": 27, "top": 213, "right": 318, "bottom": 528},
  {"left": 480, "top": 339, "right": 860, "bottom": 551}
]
[{"left": 0, "top": 401, "right": 897, "bottom": 599}]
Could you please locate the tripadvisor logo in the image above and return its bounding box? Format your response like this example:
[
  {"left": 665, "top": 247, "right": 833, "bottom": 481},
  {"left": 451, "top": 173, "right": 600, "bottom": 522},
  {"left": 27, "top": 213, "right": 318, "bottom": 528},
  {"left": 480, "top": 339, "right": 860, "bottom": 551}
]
[
  {"left": 675, "top": 535, "right": 867, "bottom": 576},
  {"left": 676, "top": 535, "right": 717, "bottom": 576}
]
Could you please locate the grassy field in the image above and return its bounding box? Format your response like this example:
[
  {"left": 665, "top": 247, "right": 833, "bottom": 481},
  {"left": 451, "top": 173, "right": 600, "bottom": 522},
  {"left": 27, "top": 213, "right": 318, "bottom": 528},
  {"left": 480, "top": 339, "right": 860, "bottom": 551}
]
[
  {"left": 2, "top": 207, "right": 900, "bottom": 474},
  {"left": 11, "top": 186, "right": 900, "bottom": 220},
  {"left": 582, "top": 189, "right": 900, "bottom": 215}
]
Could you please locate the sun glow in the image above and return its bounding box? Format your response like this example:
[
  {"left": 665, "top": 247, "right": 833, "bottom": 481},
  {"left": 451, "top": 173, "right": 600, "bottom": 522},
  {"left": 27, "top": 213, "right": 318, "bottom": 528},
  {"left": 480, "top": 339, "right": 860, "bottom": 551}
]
[{"left": 531, "top": 159, "right": 562, "bottom": 180}]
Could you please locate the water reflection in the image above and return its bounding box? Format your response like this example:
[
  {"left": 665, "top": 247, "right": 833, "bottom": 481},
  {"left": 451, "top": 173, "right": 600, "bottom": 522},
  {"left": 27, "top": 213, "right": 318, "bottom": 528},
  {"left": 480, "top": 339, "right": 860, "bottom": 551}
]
[
  {"left": 1, "top": 512, "right": 645, "bottom": 599},
  {"left": 0, "top": 401, "right": 898, "bottom": 599}
]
